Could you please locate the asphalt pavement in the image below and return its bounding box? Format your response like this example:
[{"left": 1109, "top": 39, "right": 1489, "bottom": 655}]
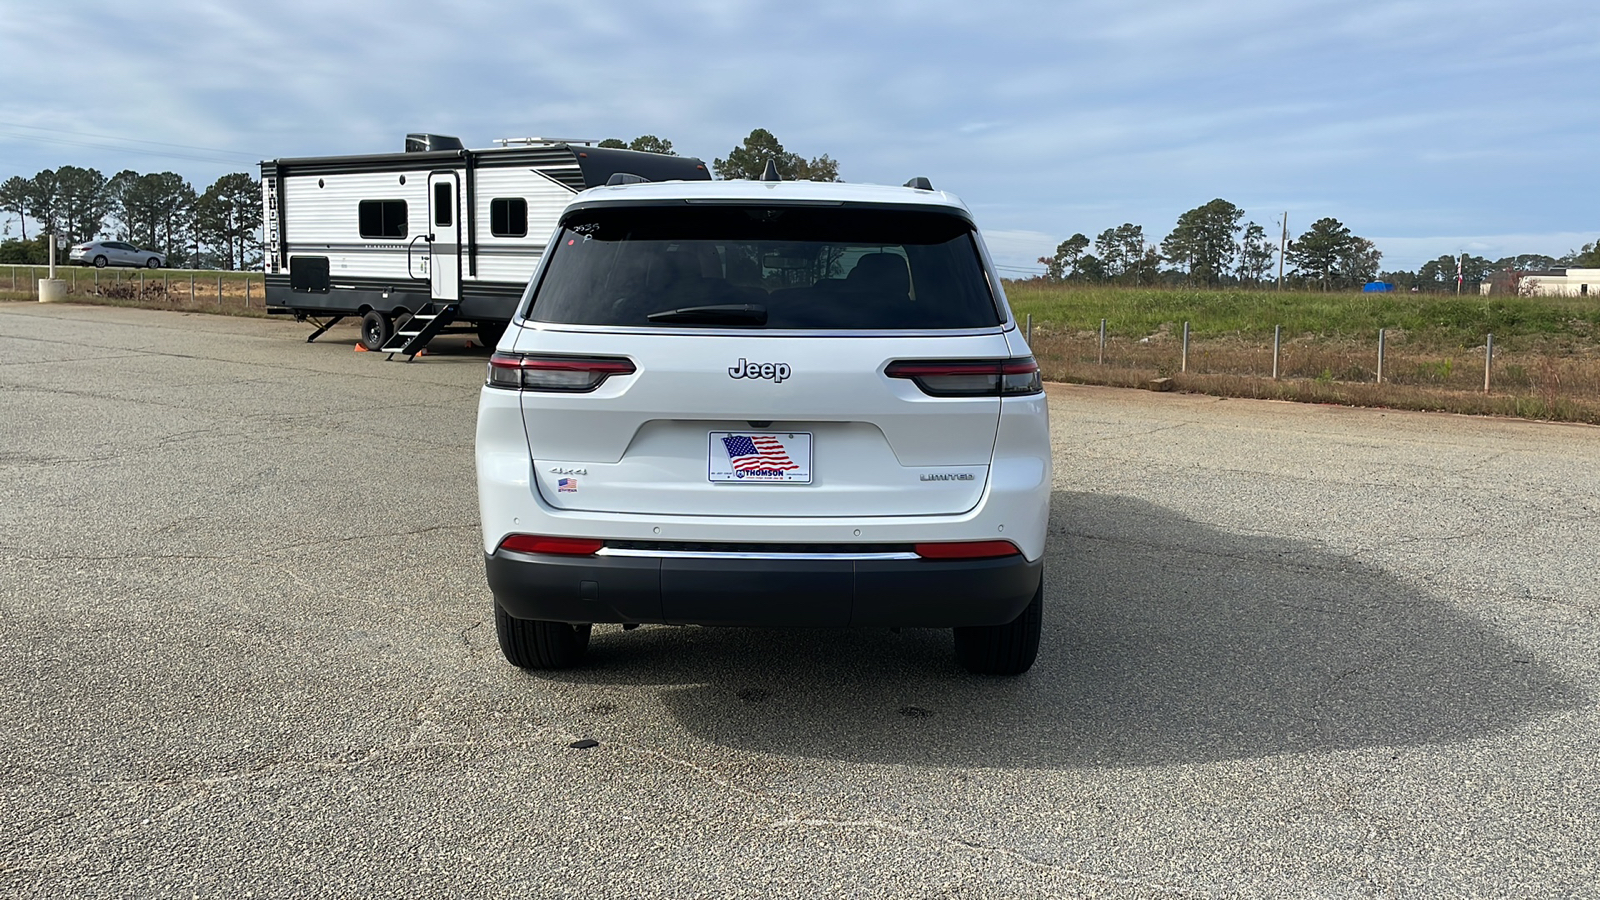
[{"left": 2, "top": 303, "right": 1597, "bottom": 898}]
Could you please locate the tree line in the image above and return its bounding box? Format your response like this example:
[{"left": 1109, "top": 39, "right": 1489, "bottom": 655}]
[
  {"left": 1376, "top": 243, "right": 1600, "bottom": 293},
  {"left": 0, "top": 167, "right": 262, "bottom": 269},
  {"left": 1038, "top": 199, "right": 1600, "bottom": 292},
  {"left": 0, "top": 128, "right": 835, "bottom": 269},
  {"left": 1037, "top": 200, "right": 1380, "bottom": 290}
]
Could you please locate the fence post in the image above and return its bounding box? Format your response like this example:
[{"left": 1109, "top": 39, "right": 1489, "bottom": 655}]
[
  {"left": 1272, "top": 325, "right": 1281, "bottom": 380},
  {"left": 1484, "top": 333, "right": 1493, "bottom": 393},
  {"left": 1181, "top": 321, "right": 1189, "bottom": 373},
  {"left": 189, "top": 274, "right": 195, "bottom": 302},
  {"left": 95, "top": 268, "right": 99, "bottom": 292},
  {"left": 139, "top": 271, "right": 145, "bottom": 300},
  {"left": 1376, "top": 328, "right": 1386, "bottom": 384},
  {"left": 217, "top": 274, "right": 222, "bottom": 306},
  {"left": 245, "top": 277, "right": 251, "bottom": 308},
  {"left": 1098, "top": 318, "right": 1107, "bottom": 365}
]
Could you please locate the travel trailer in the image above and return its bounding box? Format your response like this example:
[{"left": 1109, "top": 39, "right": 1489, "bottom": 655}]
[{"left": 261, "top": 134, "right": 711, "bottom": 356}]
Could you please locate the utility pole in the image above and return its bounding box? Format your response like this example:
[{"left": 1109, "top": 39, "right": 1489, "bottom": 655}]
[
  {"left": 1277, "top": 212, "right": 1288, "bottom": 291},
  {"left": 1457, "top": 252, "right": 1465, "bottom": 296}
]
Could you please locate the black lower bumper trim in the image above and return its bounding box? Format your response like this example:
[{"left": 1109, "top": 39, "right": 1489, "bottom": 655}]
[{"left": 484, "top": 550, "right": 1042, "bottom": 628}]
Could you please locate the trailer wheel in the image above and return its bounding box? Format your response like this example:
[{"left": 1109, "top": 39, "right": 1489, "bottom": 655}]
[
  {"left": 475, "top": 320, "right": 508, "bottom": 349},
  {"left": 360, "top": 310, "right": 393, "bottom": 351}
]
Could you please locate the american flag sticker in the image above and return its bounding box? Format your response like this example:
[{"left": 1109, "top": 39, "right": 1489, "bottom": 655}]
[
  {"left": 708, "top": 432, "right": 812, "bottom": 483},
  {"left": 557, "top": 477, "right": 578, "bottom": 492}
]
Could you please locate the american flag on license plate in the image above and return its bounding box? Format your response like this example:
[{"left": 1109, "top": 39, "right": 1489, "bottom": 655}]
[{"left": 721, "top": 435, "right": 800, "bottom": 472}]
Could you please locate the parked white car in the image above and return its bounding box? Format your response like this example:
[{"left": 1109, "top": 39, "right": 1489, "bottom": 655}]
[
  {"left": 475, "top": 174, "right": 1052, "bottom": 674},
  {"left": 70, "top": 240, "right": 166, "bottom": 268}
]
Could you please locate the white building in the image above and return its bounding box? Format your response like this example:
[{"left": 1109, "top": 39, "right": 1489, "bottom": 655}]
[{"left": 1481, "top": 268, "right": 1599, "bottom": 297}]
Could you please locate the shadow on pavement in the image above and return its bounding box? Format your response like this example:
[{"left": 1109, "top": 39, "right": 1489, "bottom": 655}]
[{"left": 544, "top": 492, "right": 1581, "bottom": 768}]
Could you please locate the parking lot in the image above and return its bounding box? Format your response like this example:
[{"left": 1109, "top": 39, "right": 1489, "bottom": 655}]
[{"left": 2, "top": 303, "right": 1597, "bottom": 898}]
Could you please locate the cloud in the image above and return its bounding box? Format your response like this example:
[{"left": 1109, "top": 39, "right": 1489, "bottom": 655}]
[{"left": 0, "top": 0, "right": 1596, "bottom": 271}]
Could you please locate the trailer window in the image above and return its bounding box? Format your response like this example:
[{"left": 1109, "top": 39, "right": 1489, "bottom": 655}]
[
  {"left": 490, "top": 198, "right": 527, "bottom": 238},
  {"left": 433, "top": 183, "right": 452, "bottom": 227},
  {"left": 358, "top": 200, "right": 408, "bottom": 239}
]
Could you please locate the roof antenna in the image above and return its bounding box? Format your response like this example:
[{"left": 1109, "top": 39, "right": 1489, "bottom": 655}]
[
  {"left": 760, "top": 159, "right": 782, "bottom": 182},
  {"left": 904, "top": 177, "right": 933, "bottom": 191}
]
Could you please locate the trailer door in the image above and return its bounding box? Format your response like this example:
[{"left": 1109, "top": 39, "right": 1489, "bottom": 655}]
[{"left": 427, "top": 171, "right": 461, "bottom": 302}]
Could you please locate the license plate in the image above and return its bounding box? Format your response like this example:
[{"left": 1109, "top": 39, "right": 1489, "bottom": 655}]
[{"left": 708, "top": 431, "right": 813, "bottom": 484}]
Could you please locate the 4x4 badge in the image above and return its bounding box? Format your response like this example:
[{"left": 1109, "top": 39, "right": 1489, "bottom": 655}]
[{"left": 729, "top": 358, "right": 791, "bottom": 384}]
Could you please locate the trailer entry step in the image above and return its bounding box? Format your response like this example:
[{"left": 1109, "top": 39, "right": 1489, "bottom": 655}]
[{"left": 382, "top": 302, "right": 459, "bottom": 361}]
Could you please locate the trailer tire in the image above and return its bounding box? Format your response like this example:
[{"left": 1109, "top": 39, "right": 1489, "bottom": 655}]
[
  {"left": 495, "top": 603, "right": 591, "bottom": 669},
  {"left": 360, "top": 310, "right": 393, "bottom": 351},
  {"left": 475, "top": 320, "right": 507, "bottom": 349}
]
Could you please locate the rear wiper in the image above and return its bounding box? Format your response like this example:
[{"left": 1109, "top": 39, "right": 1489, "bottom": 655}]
[{"left": 646, "top": 304, "right": 768, "bottom": 326}]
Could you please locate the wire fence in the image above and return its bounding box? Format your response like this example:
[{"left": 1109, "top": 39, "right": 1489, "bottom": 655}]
[
  {"left": 2, "top": 264, "right": 263, "bottom": 313},
  {"left": 1026, "top": 316, "right": 1600, "bottom": 422}
]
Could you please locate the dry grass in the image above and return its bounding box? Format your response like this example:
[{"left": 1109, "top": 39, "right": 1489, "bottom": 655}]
[
  {"left": 1031, "top": 330, "right": 1600, "bottom": 425},
  {"left": 0, "top": 265, "right": 268, "bottom": 317}
]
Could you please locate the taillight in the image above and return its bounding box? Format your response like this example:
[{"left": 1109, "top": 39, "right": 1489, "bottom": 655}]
[
  {"left": 885, "top": 357, "right": 1041, "bottom": 397},
  {"left": 497, "top": 534, "right": 604, "bottom": 555},
  {"left": 914, "top": 540, "right": 1021, "bottom": 559},
  {"left": 487, "top": 352, "right": 635, "bottom": 392}
]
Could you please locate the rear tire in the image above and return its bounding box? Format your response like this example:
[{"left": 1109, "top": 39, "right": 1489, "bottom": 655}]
[
  {"left": 359, "top": 310, "right": 393, "bottom": 351},
  {"left": 495, "top": 603, "right": 592, "bottom": 669},
  {"left": 475, "top": 320, "right": 508, "bottom": 349},
  {"left": 953, "top": 577, "right": 1043, "bottom": 675},
  {"left": 93, "top": 256, "right": 108, "bottom": 268}
]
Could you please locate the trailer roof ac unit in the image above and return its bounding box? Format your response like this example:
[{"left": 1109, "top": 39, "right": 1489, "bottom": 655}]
[{"left": 405, "top": 133, "right": 465, "bottom": 153}]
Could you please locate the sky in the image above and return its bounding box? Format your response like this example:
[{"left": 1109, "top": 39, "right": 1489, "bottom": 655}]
[{"left": 1, "top": 0, "right": 1596, "bottom": 274}]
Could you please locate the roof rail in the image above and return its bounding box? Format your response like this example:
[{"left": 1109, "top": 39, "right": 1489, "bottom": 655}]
[
  {"left": 493, "top": 137, "right": 602, "bottom": 147},
  {"left": 606, "top": 172, "right": 650, "bottom": 186},
  {"left": 904, "top": 177, "right": 933, "bottom": 191}
]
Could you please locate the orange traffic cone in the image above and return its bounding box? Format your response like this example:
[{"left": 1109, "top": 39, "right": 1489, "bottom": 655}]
[{"left": 354, "top": 343, "right": 369, "bottom": 352}]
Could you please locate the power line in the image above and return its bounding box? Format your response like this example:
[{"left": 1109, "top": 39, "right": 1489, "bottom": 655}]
[
  {"left": 0, "top": 130, "right": 255, "bottom": 166},
  {"left": 0, "top": 120, "right": 261, "bottom": 160}
]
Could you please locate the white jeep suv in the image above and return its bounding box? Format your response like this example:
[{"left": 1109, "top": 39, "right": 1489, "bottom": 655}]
[{"left": 475, "top": 175, "right": 1051, "bottom": 675}]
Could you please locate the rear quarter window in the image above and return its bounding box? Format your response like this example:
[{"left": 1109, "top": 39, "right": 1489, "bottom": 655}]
[{"left": 526, "top": 205, "right": 1001, "bottom": 330}]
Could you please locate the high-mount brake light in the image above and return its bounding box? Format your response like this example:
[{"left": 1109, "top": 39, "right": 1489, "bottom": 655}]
[
  {"left": 487, "top": 352, "right": 635, "bottom": 393},
  {"left": 497, "top": 534, "right": 604, "bottom": 556},
  {"left": 914, "top": 540, "right": 1022, "bottom": 560},
  {"left": 885, "top": 357, "right": 1042, "bottom": 397}
]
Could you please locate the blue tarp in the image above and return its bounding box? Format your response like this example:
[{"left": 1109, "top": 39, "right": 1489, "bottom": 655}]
[{"left": 1362, "top": 281, "right": 1395, "bottom": 292}]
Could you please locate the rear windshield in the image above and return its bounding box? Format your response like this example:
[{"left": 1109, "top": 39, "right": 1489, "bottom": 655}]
[{"left": 526, "top": 205, "right": 1001, "bottom": 330}]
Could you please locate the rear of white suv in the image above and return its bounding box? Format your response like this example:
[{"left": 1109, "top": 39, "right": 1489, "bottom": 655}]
[{"left": 475, "top": 179, "right": 1051, "bottom": 675}]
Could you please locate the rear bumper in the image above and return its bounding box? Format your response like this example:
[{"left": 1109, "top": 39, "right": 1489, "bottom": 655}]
[{"left": 485, "top": 549, "right": 1042, "bottom": 628}]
